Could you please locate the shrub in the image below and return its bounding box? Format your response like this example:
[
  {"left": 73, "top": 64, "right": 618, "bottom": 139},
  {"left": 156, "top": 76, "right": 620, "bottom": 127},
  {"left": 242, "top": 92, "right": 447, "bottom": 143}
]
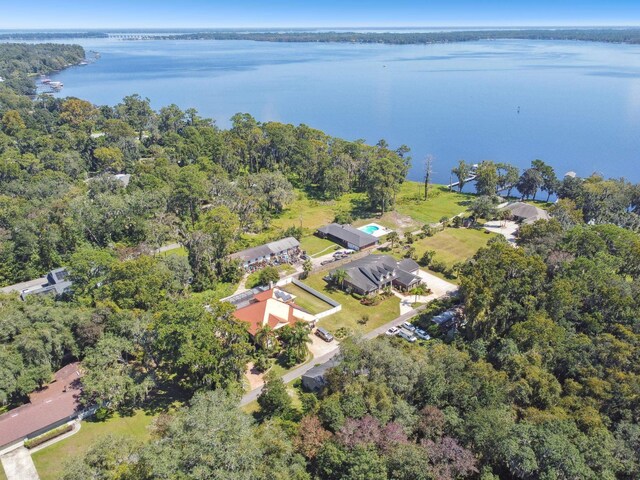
[
  {"left": 452, "top": 216, "right": 464, "bottom": 228},
  {"left": 24, "top": 423, "right": 73, "bottom": 449},
  {"left": 357, "top": 314, "right": 370, "bottom": 325},
  {"left": 334, "top": 211, "right": 354, "bottom": 224},
  {"left": 361, "top": 295, "right": 382, "bottom": 306},
  {"left": 254, "top": 354, "right": 273, "bottom": 373},
  {"left": 247, "top": 266, "right": 280, "bottom": 288},
  {"left": 419, "top": 250, "right": 436, "bottom": 267},
  {"left": 430, "top": 260, "right": 448, "bottom": 273},
  {"left": 335, "top": 327, "right": 350, "bottom": 339}
]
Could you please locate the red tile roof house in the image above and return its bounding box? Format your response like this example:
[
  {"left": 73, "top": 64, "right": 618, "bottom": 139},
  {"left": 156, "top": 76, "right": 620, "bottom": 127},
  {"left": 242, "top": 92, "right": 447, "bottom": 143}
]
[
  {"left": 0, "top": 362, "right": 85, "bottom": 452},
  {"left": 232, "top": 288, "right": 316, "bottom": 336}
]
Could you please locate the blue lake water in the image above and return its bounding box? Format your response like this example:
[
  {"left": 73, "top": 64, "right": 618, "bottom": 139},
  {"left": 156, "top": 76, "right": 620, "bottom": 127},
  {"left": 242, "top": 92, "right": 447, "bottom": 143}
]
[{"left": 48, "top": 38, "right": 640, "bottom": 183}]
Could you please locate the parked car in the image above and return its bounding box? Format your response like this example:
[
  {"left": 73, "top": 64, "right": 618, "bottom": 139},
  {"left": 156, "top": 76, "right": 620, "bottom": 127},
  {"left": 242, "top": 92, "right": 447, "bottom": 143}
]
[
  {"left": 414, "top": 328, "right": 431, "bottom": 340},
  {"left": 321, "top": 259, "right": 335, "bottom": 266},
  {"left": 315, "top": 327, "right": 334, "bottom": 343},
  {"left": 397, "top": 329, "right": 417, "bottom": 343},
  {"left": 385, "top": 326, "right": 399, "bottom": 336},
  {"left": 402, "top": 321, "right": 416, "bottom": 332}
]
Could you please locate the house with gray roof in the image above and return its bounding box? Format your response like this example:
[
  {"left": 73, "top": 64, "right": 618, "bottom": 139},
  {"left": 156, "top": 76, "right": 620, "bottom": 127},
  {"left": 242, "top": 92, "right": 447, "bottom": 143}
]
[
  {"left": 316, "top": 223, "right": 378, "bottom": 251},
  {"left": 229, "top": 237, "right": 301, "bottom": 271},
  {"left": 20, "top": 268, "right": 72, "bottom": 301},
  {"left": 502, "top": 202, "right": 550, "bottom": 224},
  {"left": 329, "top": 254, "right": 422, "bottom": 296},
  {"left": 302, "top": 358, "right": 339, "bottom": 392}
]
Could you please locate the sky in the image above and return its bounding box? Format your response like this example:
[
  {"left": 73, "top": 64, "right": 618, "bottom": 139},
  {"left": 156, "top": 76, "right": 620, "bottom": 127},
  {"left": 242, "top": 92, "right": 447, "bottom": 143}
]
[{"left": 2, "top": 0, "right": 640, "bottom": 29}]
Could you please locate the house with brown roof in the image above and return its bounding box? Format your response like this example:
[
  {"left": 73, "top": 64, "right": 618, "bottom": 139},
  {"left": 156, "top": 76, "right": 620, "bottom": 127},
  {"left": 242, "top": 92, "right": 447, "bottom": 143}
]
[
  {"left": 0, "top": 363, "right": 84, "bottom": 450},
  {"left": 232, "top": 287, "right": 316, "bottom": 336}
]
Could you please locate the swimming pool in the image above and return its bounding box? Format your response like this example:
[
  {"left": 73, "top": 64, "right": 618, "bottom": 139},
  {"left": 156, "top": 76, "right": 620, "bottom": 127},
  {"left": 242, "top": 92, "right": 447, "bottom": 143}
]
[
  {"left": 360, "top": 225, "right": 379, "bottom": 235},
  {"left": 358, "top": 223, "right": 392, "bottom": 238}
]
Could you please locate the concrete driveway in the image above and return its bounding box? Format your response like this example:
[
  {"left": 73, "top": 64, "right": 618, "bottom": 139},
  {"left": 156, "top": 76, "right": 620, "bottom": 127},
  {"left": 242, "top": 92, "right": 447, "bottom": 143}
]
[
  {"left": 417, "top": 269, "right": 458, "bottom": 297},
  {"left": 395, "top": 270, "right": 458, "bottom": 314},
  {"left": 1, "top": 447, "right": 39, "bottom": 480},
  {"left": 483, "top": 220, "right": 518, "bottom": 244},
  {"left": 308, "top": 329, "right": 339, "bottom": 357}
]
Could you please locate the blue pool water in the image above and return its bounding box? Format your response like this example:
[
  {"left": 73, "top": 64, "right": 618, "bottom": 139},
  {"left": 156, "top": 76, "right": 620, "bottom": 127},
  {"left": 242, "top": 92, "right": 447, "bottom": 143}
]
[
  {"left": 360, "top": 225, "right": 380, "bottom": 235},
  {"left": 45, "top": 37, "right": 640, "bottom": 183}
]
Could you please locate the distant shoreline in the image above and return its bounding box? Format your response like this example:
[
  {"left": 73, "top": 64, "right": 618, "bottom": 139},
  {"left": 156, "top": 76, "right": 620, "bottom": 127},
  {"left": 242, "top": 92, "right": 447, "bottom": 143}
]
[{"left": 3, "top": 28, "right": 640, "bottom": 46}]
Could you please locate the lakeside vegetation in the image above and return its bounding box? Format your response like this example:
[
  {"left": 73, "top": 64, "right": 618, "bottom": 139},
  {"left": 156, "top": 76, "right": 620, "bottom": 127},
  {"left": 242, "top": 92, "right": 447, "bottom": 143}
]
[
  {"left": 1, "top": 42, "right": 640, "bottom": 480},
  {"left": 8, "top": 28, "right": 640, "bottom": 46}
]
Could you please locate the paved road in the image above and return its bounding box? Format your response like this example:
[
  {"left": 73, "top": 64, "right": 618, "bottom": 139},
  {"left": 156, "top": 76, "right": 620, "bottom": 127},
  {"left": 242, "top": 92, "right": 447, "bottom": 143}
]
[
  {"left": 239, "top": 300, "right": 439, "bottom": 406},
  {"left": 0, "top": 447, "right": 39, "bottom": 480},
  {"left": 0, "top": 277, "right": 47, "bottom": 294}
]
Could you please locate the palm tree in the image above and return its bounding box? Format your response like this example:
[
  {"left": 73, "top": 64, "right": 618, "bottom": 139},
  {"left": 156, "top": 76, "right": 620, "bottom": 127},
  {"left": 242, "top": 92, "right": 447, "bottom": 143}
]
[
  {"left": 255, "top": 325, "right": 277, "bottom": 352},
  {"left": 332, "top": 268, "right": 347, "bottom": 289},
  {"left": 409, "top": 284, "right": 428, "bottom": 303},
  {"left": 280, "top": 323, "right": 312, "bottom": 366},
  {"left": 302, "top": 258, "right": 312, "bottom": 279},
  {"left": 387, "top": 231, "right": 400, "bottom": 248}
]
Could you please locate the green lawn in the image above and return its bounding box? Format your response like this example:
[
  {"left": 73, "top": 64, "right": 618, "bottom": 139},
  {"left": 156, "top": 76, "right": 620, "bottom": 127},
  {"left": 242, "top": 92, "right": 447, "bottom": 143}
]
[
  {"left": 303, "top": 272, "right": 400, "bottom": 335},
  {"left": 0, "top": 463, "right": 6, "bottom": 480},
  {"left": 299, "top": 235, "right": 339, "bottom": 257},
  {"left": 32, "top": 410, "right": 155, "bottom": 480},
  {"left": 278, "top": 264, "right": 296, "bottom": 275},
  {"left": 282, "top": 283, "right": 334, "bottom": 315},
  {"left": 395, "top": 182, "right": 474, "bottom": 225},
  {"left": 158, "top": 246, "right": 188, "bottom": 257},
  {"left": 271, "top": 190, "right": 368, "bottom": 234},
  {"left": 413, "top": 227, "right": 496, "bottom": 267}
]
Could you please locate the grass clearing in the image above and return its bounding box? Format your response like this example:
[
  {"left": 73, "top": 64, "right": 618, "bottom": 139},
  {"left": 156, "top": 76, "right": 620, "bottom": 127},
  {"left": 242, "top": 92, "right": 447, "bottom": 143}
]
[
  {"left": 304, "top": 272, "right": 400, "bottom": 335},
  {"left": 395, "top": 182, "right": 473, "bottom": 225},
  {"left": 300, "top": 235, "right": 338, "bottom": 257},
  {"left": 32, "top": 410, "right": 155, "bottom": 480},
  {"left": 282, "top": 283, "right": 334, "bottom": 315},
  {"left": 0, "top": 463, "right": 6, "bottom": 480},
  {"left": 271, "top": 190, "right": 368, "bottom": 233},
  {"left": 158, "top": 246, "right": 188, "bottom": 257},
  {"left": 413, "top": 227, "right": 496, "bottom": 267}
]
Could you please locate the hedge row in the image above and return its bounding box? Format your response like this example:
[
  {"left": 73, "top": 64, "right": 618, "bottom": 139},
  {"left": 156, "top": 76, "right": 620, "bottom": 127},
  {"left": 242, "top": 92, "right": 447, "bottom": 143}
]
[{"left": 24, "top": 423, "right": 73, "bottom": 449}]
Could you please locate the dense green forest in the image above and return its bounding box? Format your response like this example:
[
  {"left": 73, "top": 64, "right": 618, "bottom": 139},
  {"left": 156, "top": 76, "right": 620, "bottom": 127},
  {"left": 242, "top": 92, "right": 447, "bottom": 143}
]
[
  {"left": 6, "top": 28, "right": 640, "bottom": 46},
  {"left": 1, "top": 43, "right": 639, "bottom": 480},
  {"left": 0, "top": 43, "right": 85, "bottom": 94}
]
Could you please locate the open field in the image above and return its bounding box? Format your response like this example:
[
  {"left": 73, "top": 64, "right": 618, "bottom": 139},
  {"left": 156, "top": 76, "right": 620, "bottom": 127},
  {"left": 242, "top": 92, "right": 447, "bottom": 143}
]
[
  {"left": 413, "top": 227, "right": 496, "bottom": 266},
  {"left": 32, "top": 410, "right": 155, "bottom": 480},
  {"left": 282, "top": 283, "right": 334, "bottom": 315},
  {"left": 304, "top": 272, "right": 400, "bottom": 335},
  {"left": 395, "top": 182, "right": 473, "bottom": 225},
  {"left": 271, "top": 190, "right": 367, "bottom": 233}
]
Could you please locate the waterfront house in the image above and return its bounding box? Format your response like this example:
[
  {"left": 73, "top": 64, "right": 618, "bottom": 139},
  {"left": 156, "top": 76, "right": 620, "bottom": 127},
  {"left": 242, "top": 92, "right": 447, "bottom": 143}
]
[
  {"left": 502, "top": 202, "right": 550, "bottom": 224},
  {"left": 316, "top": 223, "right": 378, "bottom": 251}
]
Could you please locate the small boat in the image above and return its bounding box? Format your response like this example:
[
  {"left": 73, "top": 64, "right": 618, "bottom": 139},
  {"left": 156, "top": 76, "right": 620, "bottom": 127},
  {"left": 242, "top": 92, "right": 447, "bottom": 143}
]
[
  {"left": 79, "top": 61, "right": 89, "bottom": 66},
  {"left": 48, "top": 81, "right": 64, "bottom": 90}
]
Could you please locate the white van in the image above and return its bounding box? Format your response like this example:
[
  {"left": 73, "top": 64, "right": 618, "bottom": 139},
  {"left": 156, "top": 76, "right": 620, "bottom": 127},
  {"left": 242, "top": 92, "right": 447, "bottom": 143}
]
[{"left": 398, "top": 329, "right": 417, "bottom": 343}]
